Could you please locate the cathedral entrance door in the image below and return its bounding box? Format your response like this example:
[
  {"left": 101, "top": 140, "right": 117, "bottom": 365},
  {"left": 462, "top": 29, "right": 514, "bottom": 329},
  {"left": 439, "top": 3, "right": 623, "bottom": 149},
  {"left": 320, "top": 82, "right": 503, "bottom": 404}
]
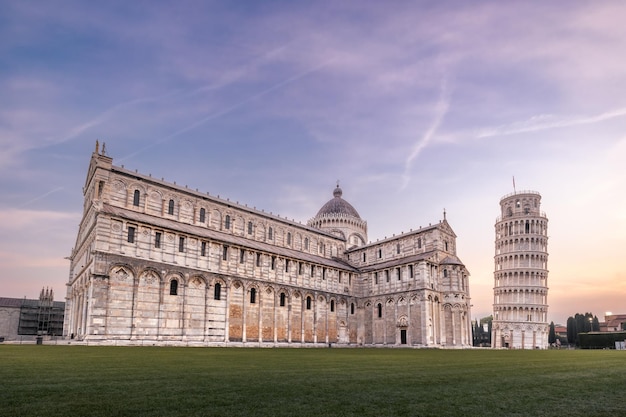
[
  {"left": 338, "top": 322, "right": 348, "bottom": 344},
  {"left": 400, "top": 329, "right": 407, "bottom": 345}
]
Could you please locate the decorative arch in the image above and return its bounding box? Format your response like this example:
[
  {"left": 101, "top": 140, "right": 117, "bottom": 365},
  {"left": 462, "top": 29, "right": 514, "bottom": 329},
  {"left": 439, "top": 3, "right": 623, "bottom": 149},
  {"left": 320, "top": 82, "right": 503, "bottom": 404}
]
[
  {"left": 139, "top": 268, "right": 161, "bottom": 285},
  {"left": 110, "top": 265, "right": 135, "bottom": 282}
]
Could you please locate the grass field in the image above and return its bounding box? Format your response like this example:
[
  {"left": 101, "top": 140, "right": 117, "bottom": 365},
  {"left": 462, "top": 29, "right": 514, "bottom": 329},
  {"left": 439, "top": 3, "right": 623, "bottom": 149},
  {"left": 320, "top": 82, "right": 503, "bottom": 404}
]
[{"left": 1, "top": 346, "right": 624, "bottom": 417}]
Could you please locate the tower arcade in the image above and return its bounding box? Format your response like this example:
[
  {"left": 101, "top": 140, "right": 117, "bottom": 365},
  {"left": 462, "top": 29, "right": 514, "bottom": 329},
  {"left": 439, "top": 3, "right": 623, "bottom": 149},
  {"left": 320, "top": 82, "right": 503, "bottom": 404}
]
[{"left": 492, "top": 191, "right": 549, "bottom": 349}]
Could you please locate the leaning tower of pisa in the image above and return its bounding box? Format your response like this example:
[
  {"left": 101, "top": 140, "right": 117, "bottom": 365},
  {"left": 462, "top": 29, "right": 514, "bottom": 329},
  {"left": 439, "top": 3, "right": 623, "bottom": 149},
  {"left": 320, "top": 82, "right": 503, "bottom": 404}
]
[{"left": 492, "top": 191, "right": 549, "bottom": 349}]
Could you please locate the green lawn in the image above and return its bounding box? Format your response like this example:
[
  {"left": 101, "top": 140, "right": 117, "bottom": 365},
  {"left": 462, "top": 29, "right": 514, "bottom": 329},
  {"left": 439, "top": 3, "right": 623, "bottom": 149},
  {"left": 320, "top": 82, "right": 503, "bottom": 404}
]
[{"left": 0, "top": 346, "right": 624, "bottom": 417}]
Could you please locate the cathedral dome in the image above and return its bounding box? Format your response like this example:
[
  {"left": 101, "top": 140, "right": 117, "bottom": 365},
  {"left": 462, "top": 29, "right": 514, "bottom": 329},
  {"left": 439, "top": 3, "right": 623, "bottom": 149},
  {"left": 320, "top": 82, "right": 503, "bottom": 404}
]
[{"left": 315, "top": 185, "right": 361, "bottom": 219}]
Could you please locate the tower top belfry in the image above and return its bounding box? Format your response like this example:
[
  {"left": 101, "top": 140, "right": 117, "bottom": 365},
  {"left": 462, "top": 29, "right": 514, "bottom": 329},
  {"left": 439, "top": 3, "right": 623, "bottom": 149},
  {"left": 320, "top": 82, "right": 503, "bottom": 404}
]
[{"left": 499, "top": 190, "right": 543, "bottom": 218}]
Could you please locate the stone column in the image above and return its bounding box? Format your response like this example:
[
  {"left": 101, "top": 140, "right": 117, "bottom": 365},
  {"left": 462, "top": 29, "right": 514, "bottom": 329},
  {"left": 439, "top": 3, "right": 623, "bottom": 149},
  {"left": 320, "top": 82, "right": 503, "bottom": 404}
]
[
  {"left": 224, "top": 281, "right": 230, "bottom": 343},
  {"left": 242, "top": 286, "right": 247, "bottom": 343},
  {"left": 258, "top": 288, "right": 263, "bottom": 345}
]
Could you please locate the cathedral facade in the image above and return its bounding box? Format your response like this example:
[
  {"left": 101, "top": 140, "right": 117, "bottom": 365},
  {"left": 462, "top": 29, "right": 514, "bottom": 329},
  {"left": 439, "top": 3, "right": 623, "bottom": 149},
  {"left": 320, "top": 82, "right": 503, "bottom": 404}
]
[{"left": 63, "top": 145, "right": 472, "bottom": 347}]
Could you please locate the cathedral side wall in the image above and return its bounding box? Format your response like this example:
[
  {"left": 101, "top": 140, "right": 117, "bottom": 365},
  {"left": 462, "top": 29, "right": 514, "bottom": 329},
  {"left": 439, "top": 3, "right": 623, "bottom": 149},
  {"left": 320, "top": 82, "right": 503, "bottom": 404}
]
[{"left": 64, "top": 151, "right": 472, "bottom": 347}]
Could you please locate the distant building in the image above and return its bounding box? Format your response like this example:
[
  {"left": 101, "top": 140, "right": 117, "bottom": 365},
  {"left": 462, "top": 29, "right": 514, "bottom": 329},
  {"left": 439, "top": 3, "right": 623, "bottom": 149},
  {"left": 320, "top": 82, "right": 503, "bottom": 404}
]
[
  {"left": 0, "top": 288, "right": 65, "bottom": 342},
  {"left": 63, "top": 143, "right": 473, "bottom": 347},
  {"left": 554, "top": 325, "right": 567, "bottom": 338},
  {"left": 472, "top": 317, "right": 492, "bottom": 347},
  {"left": 492, "top": 191, "right": 549, "bottom": 349},
  {"left": 600, "top": 314, "right": 626, "bottom": 332}
]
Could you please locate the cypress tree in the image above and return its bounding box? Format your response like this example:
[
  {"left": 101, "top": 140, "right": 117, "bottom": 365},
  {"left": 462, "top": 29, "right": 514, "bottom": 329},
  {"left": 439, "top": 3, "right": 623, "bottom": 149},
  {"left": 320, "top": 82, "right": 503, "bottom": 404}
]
[
  {"left": 548, "top": 321, "right": 556, "bottom": 344},
  {"left": 566, "top": 316, "right": 576, "bottom": 344}
]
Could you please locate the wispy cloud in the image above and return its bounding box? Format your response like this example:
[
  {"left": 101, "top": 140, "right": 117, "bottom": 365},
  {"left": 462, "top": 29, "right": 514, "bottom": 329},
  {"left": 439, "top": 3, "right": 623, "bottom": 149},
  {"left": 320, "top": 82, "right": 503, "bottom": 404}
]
[
  {"left": 17, "top": 187, "right": 64, "bottom": 209},
  {"left": 187, "top": 40, "right": 298, "bottom": 96},
  {"left": 0, "top": 208, "right": 78, "bottom": 230},
  {"left": 476, "top": 107, "right": 626, "bottom": 138},
  {"left": 401, "top": 78, "right": 451, "bottom": 190},
  {"left": 119, "top": 58, "right": 336, "bottom": 162},
  {"left": 51, "top": 92, "right": 179, "bottom": 146}
]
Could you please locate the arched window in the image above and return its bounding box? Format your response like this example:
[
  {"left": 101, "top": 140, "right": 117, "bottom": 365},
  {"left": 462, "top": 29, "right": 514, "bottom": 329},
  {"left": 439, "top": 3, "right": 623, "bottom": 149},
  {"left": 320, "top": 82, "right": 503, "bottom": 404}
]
[
  {"left": 443, "top": 269, "right": 448, "bottom": 278},
  {"left": 377, "top": 303, "right": 382, "bottom": 318},
  {"left": 214, "top": 283, "right": 221, "bottom": 300},
  {"left": 133, "top": 190, "right": 140, "bottom": 206},
  {"left": 225, "top": 215, "right": 231, "bottom": 229},
  {"left": 268, "top": 227, "right": 273, "bottom": 240},
  {"left": 396, "top": 243, "right": 400, "bottom": 254},
  {"left": 330, "top": 300, "right": 335, "bottom": 312},
  {"left": 168, "top": 199, "right": 175, "bottom": 215},
  {"left": 351, "top": 303, "right": 355, "bottom": 315},
  {"left": 199, "top": 208, "right": 206, "bottom": 223},
  {"left": 287, "top": 232, "right": 292, "bottom": 245},
  {"left": 169, "top": 279, "right": 178, "bottom": 295},
  {"left": 250, "top": 288, "right": 256, "bottom": 304},
  {"left": 248, "top": 221, "right": 253, "bottom": 235},
  {"left": 304, "top": 238, "right": 309, "bottom": 250},
  {"left": 306, "top": 296, "right": 312, "bottom": 310},
  {"left": 417, "top": 238, "right": 422, "bottom": 249},
  {"left": 280, "top": 292, "right": 286, "bottom": 307}
]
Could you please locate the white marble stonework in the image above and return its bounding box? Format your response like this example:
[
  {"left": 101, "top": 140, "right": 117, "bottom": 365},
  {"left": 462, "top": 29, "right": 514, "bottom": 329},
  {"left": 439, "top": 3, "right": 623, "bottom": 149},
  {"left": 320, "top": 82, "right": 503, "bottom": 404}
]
[
  {"left": 64, "top": 144, "right": 472, "bottom": 347},
  {"left": 491, "top": 191, "right": 549, "bottom": 349}
]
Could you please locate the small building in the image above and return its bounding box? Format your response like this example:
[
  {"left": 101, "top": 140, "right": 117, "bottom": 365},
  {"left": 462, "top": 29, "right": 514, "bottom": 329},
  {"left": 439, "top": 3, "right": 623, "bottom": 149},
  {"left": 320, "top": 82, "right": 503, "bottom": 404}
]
[
  {"left": 0, "top": 288, "right": 65, "bottom": 342},
  {"left": 600, "top": 314, "right": 626, "bottom": 332}
]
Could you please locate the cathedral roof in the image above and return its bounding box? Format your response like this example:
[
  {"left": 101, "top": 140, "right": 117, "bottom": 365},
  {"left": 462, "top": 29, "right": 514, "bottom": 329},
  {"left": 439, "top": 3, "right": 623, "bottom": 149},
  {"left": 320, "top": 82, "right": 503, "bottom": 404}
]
[
  {"left": 441, "top": 255, "right": 465, "bottom": 266},
  {"left": 315, "top": 185, "right": 361, "bottom": 219}
]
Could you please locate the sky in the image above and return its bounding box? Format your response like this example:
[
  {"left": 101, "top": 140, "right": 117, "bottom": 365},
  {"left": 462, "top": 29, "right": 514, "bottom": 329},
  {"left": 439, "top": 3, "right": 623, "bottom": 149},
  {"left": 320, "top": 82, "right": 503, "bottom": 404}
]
[{"left": 1, "top": 1, "right": 625, "bottom": 325}]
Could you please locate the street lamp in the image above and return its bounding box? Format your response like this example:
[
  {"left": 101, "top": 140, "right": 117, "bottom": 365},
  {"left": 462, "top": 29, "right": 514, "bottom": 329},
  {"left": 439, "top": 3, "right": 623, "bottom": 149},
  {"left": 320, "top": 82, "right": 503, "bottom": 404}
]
[{"left": 588, "top": 317, "right": 593, "bottom": 332}]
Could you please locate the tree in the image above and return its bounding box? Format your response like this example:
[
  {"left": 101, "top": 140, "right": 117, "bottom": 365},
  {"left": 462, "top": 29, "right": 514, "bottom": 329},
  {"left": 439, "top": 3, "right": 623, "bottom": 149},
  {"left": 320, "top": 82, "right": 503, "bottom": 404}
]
[
  {"left": 592, "top": 316, "right": 600, "bottom": 332},
  {"left": 567, "top": 312, "right": 598, "bottom": 346},
  {"left": 548, "top": 321, "right": 556, "bottom": 344},
  {"left": 567, "top": 316, "right": 576, "bottom": 344}
]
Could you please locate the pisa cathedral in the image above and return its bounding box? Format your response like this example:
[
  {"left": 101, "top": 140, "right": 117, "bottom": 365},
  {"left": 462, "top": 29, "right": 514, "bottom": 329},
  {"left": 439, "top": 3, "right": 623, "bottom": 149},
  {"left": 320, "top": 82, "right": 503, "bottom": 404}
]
[{"left": 64, "top": 144, "right": 472, "bottom": 347}]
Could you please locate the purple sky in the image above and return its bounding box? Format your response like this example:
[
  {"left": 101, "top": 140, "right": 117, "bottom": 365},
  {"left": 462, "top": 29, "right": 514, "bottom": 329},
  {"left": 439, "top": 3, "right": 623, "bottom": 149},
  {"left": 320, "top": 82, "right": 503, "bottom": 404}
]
[{"left": 2, "top": 1, "right": 625, "bottom": 324}]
